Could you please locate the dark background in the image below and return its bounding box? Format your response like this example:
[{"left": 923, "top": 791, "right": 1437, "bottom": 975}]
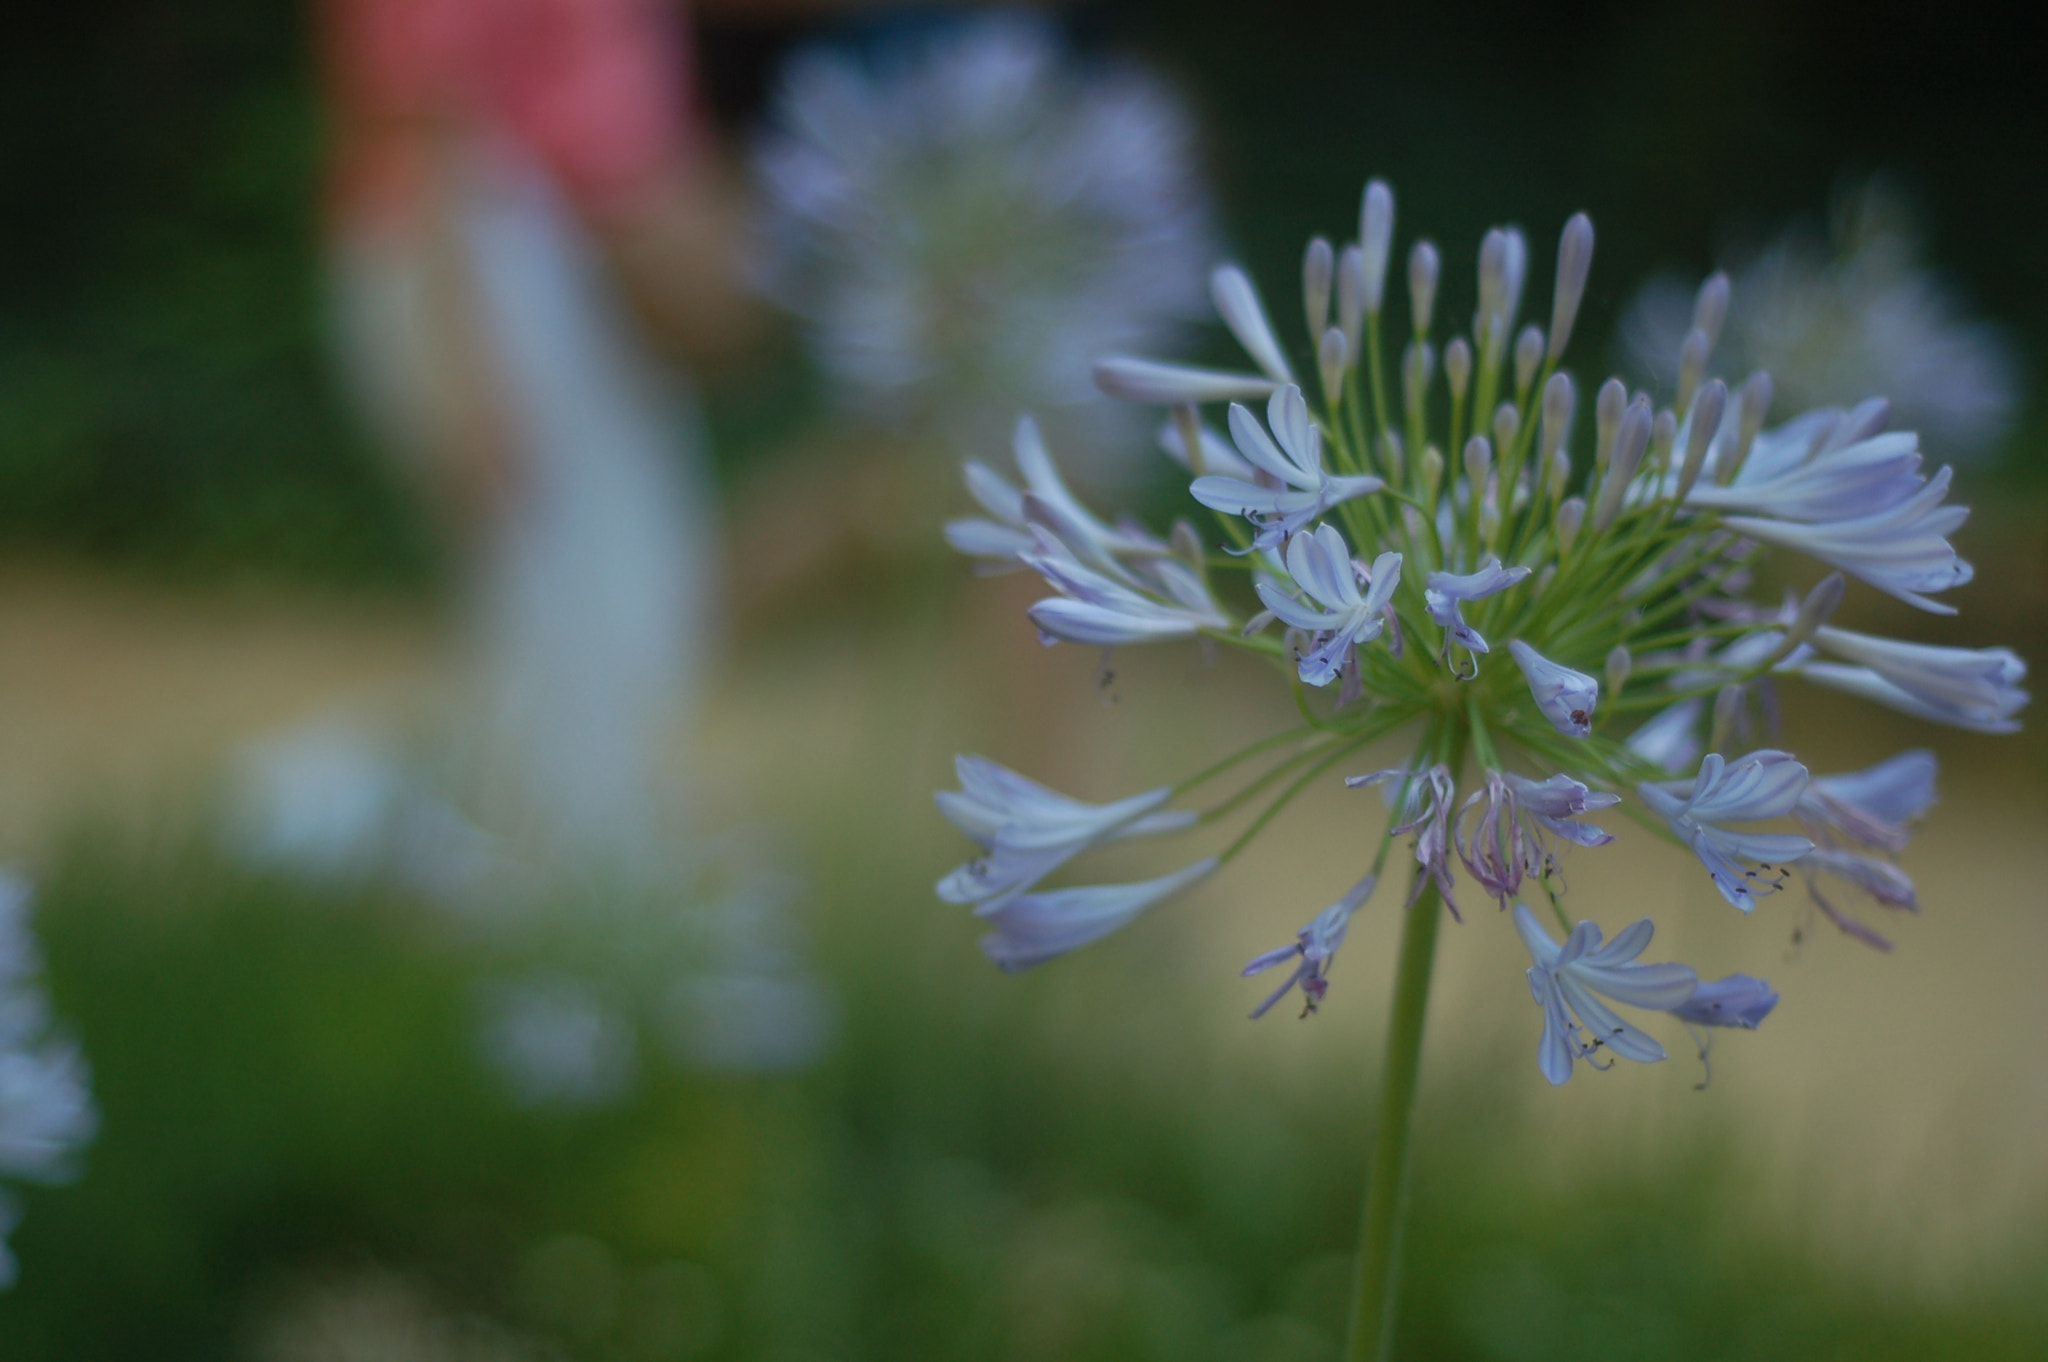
[{"left": 1, "top": 0, "right": 2040, "bottom": 588}]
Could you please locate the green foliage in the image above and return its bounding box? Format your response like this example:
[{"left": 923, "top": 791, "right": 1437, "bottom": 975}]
[
  {"left": 0, "top": 0, "right": 436, "bottom": 586},
  {"left": 1, "top": 820, "right": 2041, "bottom": 1358}
]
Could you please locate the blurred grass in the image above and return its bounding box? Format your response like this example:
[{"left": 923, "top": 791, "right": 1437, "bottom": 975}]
[{"left": 1, "top": 799, "right": 2042, "bottom": 1360}]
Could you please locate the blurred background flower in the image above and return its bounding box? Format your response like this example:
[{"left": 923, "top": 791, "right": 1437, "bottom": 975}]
[
  {"left": 1618, "top": 178, "right": 2019, "bottom": 459},
  {"left": 0, "top": 874, "right": 96, "bottom": 1290},
  {"left": 750, "top": 9, "right": 1218, "bottom": 479}
]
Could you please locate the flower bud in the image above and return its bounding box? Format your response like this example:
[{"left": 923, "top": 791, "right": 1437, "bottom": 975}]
[
  {"left": 1420, "top": 444, "right": 1445, "bottom": 500},
  {"left": 1692, "top": 271, "right": 1731, "bottom": 348},
  {"left": 1501, "top": 228, "right": 1529, "bottom": 327},
  {"left": 1555, "top": 496, "right": 1585, "bottom": 553},
  {"left": 1480, "top": 480, "right": 1502, "bottom": 545},
  {"left": 1445, "top": 337, "right": 1473, "bottom": 407},
  {"left": 1547, "top": 212, "right": 1594, "bottom": 361},
  {"left": 1676, "top": 327, "right": 1711, "bottom": 415},
  {"left": 1402, "top": 503, "right": 1428, "bottom": 545},
  {"left": 1360, "top": 179, "right": 1395, "bottom": 315},
  {"left": 1674, "top": 378, "right": 1728, "bottom": 501},
  {"left": 1408, "top": 239, "right": 1440, "bottom": 335},
  {"left": 1337, "top": 244, "right": 1366, "bottom": 357},
  {"left": 1715, "top": 370, "right": 1773, "bottom": 487},
  {"left": 1464, "top": 435, "right": 1493, "bottom": 488},
  {"left": 1170, "top": 518, "right": 1208, "bottom": 578},
  {"left": 1509, "top": 639, "right": 1599, "bottom": 739},
  {"left": 1096, "top": 356, "right": 1280, "bottom": 405},
  {"left": 1303, "top": 236, "right": 1334, "bottom": 343},
  {"left": 1492, "top": 402, "right": 1520, "bottom": 456},
  {"left": 1402, "top": 341, "right": 1435, "bottom": 417},
  {"left": 1538, "top": 371, "right": 1575, "bottom": 465},
  {"left": 1380, "top": 429, "right": 1407, "bottom": 481},
  {"left": 1514, "top": 325, "right": 1544, "bottom": 396},
  {"left": 1650, "top": 408, "right": 1678, "bottom": 472},
  {"left": 1606, "top": 645, "right": 1633, "bottom": 697},
  {"left": 1477, "top": 229, "right": 1508, "bottom": 328},
  {"left": 1762, "top": 572, "right": 1846, "bottom": 666},
  {"left": 1593, "top": 377, "right": 1627, "bottom": 471},
  {"left": 1319, "top": 327, "right": 1348, "bottom": 408},
  {"left": 1593, "top": 396, "right": 1653, "bottom": 532},
  {"left": 1547, "top": 447, "right": 1570, "bottom": 502}
]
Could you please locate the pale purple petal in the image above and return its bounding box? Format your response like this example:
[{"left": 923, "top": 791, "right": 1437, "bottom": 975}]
[
  {"left": 1094, "top": 355, "right": 1280, "bottom": 405},
  {"left": 980, "top": 858, "right": 1218, "bottom": 971},
  {"left": 1670, "top": 975, "right": 1778, "bottom": 1028},
  {"left": 1509, "top": 640, "right": 1600, "bottom": 738}
]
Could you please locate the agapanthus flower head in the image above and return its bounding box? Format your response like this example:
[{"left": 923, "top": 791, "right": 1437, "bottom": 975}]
[
  {"left": 1620, "top": 179, "right": 2018, "bottom": 458},
  {"left": 937, "top": 174, "right": 2022, "bottom": 1095},
  {"left": 752, "top": 12, "right": 1218, "bottom": 467}
]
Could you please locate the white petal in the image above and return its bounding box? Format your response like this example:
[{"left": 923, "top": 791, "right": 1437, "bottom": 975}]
[
  {"left": 1511, "top": 903, "right": 1563, "bottom": 968},
  {"left": 1094, "top": 356, "right": 1280, "bottom": 405},
  {"left": 1212, "top": 265, "right": 1296, "bottom": 383}
]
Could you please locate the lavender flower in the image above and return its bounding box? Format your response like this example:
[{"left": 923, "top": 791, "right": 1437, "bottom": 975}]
[
  {"left": 1023, "top": 526, "right": 1229, "bottom": 646},
  {"left": 1626, "top": 699, "right": 1705, "bottom": 775},
  {"left": 1514, "top": 906, "right": 1701, "bottom": 1085},
  {"left": 1798, "top": 750, "right": 1937, "bottom": 852},
  {"left": 1670, "top": 974, "right": 1779, "bottom": 1029},
  {"left": 1157, "top": 415, "right": 1257, "bottom": 482},
  {"left": 1792, "top": 751, "right": 1938, "bottom": 950},
  {"left": 936, "top": 757, "right": 1193, "bottom": 912},
  {"left": 980, "top": 858, "right": 1217, "bottom": 971},
  {"left": 1638, "top": 752, "right": 1815, "bottom": 912},
  {"left": 1350, "top": 765, "right": 1462, "bottom": 920},
  {"left": 1242, "top": 874, "right": 1377, "bottom": 1018},
  {"left": 945, "top": 416, "right": 1164, "bottom": 569},
  {"left": 1458, "top": 772, "right": 1619, "bottom": 908},
  {"left": 1210, "top": 264, "right": 1296, "bottom": 384},
  {"left": 1093, "top": 356, "right": 1277, "bottom": 406},
  {"left": 1256, "top": 528, "right": 1402, "bottom": 687},
  {"left": 939, "top": 175, "right": 2019, "bottom": 1072},
  {"left": 1424, "top": 559, "right": 1531, "bottom": 665},
  {"left": 1190, "top": 387, "right": 1384, "bottom": 549},
  {"left": 1801, "top": 627, "right": 2027, "bottom": 733},
  {"left": 1508, "top": 641, "right": 1599, "bottom": 739}
]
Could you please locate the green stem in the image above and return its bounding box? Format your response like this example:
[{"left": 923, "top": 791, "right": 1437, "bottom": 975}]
[{"left": 1344, "top": 726, "right": 1467, "bottom": 1362}]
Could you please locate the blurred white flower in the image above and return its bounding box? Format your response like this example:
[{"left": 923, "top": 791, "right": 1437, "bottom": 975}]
[
  {"left": 1620, "top": 180, "right": 2018, "bottom": 457},
  {"left": 752, "top": 11, "right": 1218, "bottom": 469},
  {"left": 476, "top": 975, "right": 638, "bottom": 1109},
  {"left": 0, "top": 872, "right": 97, "bottom": 1289}
]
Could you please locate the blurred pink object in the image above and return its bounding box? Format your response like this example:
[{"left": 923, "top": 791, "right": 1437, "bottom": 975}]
[{"left": 322, "top": 0, "right": 707, "bottom": 229}]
